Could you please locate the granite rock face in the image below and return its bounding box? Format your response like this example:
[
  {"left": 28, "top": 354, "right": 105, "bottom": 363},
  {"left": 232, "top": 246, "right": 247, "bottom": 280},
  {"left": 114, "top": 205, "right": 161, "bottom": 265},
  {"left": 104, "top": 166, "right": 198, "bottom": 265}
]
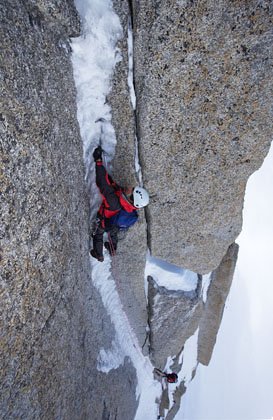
[
  {"left": 197, "top": 242, "right": 239, "bottom": 365},
  {"left": 147, "top": 276, "right": 202, "bottom": 369},
  {"left": 2, "top": 0, "right": 272, "bottom": 418},
  {"left": 147, "top": 243, "right": 238, "bottom": 418},
  {"left": 109, "top": 0, "right": 273, "bottom": 373},
  {"left": 109, "top": 0, "right": 149, "bottom": 351},
  {"left": 1, "top": 1, "right": 138, "bottom": 419},
  {"left": 131, "top": 0, "right": 273, "bottom": 273},
  {"left": 112, "top": 219, "right": 149, "bottom": 352},
  {"left": 108, "top": 1, "right": 273, "bottom": 365},
  {"left": 146, "top": 242, "right": 238, "bottom": 371}
]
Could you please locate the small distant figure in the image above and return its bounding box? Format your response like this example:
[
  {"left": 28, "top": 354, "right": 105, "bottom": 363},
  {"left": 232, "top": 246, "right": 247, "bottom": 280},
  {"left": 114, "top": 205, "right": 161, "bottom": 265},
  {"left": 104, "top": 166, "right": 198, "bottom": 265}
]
[{"left": 154, "top": 368, "right": 178, "bottom": 384}]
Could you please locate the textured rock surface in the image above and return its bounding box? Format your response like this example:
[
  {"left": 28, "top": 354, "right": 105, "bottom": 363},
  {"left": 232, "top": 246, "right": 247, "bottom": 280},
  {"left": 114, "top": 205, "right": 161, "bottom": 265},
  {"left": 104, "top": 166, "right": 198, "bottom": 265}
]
[
  {"left": 165, "top": 381, "right": 187, "bottom": 420},
  {"left": 109, "top": 0, "right": 149, "bottom": 350},
  {"left": 147, "top": 276, "right": 203, "bottom": 368},
  {"left": 2, "top": 0, "right": 272, "bottom": 417},
  {"left": 111, "top": 0, "right": 137, "bottom": 187},
  {"left": 197, "top": 242, "right": 239, "bottom": 365},
  {"left": 132, "top": 0, "right": 273, "bottom": 273},
  {"left": 1, "top": 1, "right": 138, "bottom": 418},
  {"left": 148, "top": 244, "right": 238, "bottom": 417},
  {"left": 112, "top": 220, "right": 149, "bottom": 352},
  {"left": 147, "top": 243, "right": 238, "bottom": 371}
]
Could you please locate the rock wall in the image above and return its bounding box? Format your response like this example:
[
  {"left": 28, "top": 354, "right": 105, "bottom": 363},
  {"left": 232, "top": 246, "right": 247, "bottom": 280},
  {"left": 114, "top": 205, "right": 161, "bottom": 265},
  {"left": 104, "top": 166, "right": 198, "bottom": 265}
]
[
  {"left": 147, "top": 242, "right": 238, "bottom": 370},
  {"left": 109, "top": 0, "right": 149, "bottom": 350},
  {"left": 2, "top": 0, "right": 272, "bottom": 417},
  {"left": 131, "top": 0, "right": 273, "bottom": 273},
  {"left": 197, "top": 242, "right": 239, "bottom": 365},
  {"left": 147, "top": 243, "right": 238, "bottom": 418},
  {"left": 110, "top": 0, "right": 268, "bottom": 367},
  {"left": 109, "top": 0, "right": 273, "bottom": 374},
  {"left": 1, "top": 1, "right": 138, "bottom": 418},
  {"left": 148, "top": 276, "right": 202, "bottom": 369}
]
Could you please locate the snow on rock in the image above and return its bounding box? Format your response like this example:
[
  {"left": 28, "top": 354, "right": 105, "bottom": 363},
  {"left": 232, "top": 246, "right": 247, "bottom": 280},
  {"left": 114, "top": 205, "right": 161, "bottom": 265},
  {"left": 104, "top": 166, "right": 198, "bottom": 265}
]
[
  {"left": 91, "top": 256, "right": 161, "bottom": 417},
  {"left": 71, "top": 0, "right": 123, "bottom": 218},
  {"left": 145, "top": 254, "right": 198, "bottom": 292},
  {"left": 201, "top": 273, "right": 212, "bottom": 303},
  {"left": 179, "top": 328, "right": 199, "bottom": 386},
  {"left": 97, "top": 337, "right": 125, "bottom": 373},
  {"left": 127, "top": 22, "right": 136, "bottom": 111},
  {"left": 147, "top": 276, "right": 202, "bottom": 370},
  {"left": 72, "top": 1, "right": 161, "bottom": 416}
]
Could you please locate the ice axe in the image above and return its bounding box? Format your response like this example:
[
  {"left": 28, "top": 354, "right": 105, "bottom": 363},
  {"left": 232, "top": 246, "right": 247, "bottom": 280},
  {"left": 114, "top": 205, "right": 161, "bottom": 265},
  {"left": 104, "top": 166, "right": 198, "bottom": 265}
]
[
  {"left": 94, "top": 117, "right": 109, "bottom": 166},
  {"left": 95, "top": 117, "right": 106, "bottom": 148}
]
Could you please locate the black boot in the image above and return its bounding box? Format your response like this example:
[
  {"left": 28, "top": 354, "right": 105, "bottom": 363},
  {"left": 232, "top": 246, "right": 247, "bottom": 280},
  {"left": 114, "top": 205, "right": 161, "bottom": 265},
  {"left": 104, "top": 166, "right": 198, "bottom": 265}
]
[{"left": 90, "top": 249, "right": 104, "bottom": 262}]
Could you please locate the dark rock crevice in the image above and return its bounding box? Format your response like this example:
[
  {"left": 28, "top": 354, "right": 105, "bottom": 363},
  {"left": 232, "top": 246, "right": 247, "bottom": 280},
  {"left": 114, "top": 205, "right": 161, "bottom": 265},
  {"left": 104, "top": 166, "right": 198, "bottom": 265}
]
[{"left": 127, "top": 0, "right": 152, "bottom": 254}]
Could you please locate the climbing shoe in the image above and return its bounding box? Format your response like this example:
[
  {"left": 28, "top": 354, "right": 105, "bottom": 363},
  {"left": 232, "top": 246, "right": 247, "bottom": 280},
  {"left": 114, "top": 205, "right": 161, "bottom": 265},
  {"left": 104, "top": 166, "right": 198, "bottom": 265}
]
[{"left": 90, "top": 249, "right": 104, "bottom": 262}]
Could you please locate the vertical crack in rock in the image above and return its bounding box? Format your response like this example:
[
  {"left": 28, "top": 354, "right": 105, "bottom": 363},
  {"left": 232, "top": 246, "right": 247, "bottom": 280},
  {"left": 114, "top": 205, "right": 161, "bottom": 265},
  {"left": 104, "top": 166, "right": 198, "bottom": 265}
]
[
  {"left": 127, "top": 0, "right": 152, "bottom": 254},
  {"left": 127, "top": 0, "right": 153, "bottom": 352},
  {"left": 104, "top": 1, "right": 150, "bottom": 352}
]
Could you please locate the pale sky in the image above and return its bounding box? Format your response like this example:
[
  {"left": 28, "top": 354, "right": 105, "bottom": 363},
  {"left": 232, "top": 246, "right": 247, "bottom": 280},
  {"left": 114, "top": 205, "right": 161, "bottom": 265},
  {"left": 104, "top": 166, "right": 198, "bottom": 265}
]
[{"left": 179, "top": 142, "right": 273, "bottom": 420}]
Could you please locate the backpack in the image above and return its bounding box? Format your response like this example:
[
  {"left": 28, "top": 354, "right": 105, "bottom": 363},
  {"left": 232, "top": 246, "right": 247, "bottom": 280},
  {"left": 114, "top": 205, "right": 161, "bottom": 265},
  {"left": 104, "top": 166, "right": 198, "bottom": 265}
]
[
  {"left": 166, "top": 373, "right": 178, "bottom": 383},
  {"left": 109, "top": 209, "right": 138, "bottom": 230}
]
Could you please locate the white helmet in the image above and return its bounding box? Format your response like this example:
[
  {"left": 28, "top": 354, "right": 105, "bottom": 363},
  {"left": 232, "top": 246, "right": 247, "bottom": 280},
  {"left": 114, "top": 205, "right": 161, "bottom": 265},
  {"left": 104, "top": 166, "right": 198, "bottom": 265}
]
[{"left": 133, "top": 186, "right": 149, "bottom": 208}]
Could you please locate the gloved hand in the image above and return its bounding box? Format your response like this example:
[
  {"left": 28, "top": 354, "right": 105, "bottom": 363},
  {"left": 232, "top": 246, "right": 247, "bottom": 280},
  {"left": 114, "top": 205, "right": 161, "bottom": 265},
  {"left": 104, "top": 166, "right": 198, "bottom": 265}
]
[{"left": 93, "top": 146, "right": 103, "bottom": 161}]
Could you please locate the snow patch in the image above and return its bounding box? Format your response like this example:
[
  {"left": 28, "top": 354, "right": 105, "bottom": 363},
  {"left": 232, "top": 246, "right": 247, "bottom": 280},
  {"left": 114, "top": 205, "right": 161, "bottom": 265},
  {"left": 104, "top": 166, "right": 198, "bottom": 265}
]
[
  {"left": 71, "top": 0, "right": 123, "bottom": 176},
  {"left": 91, "top": 255, "right": 161, "bottom": 415},
  {"left": 201, "top": 273, "right": 212, "bottom": 303},
  {"left": 164, "top": 355, "right": 177, "bottom": 374},
  {"left": 127, "top": 19, "right": 143, "bottom": 187},
  {"left": 98, "top": 338, "right": 125, "bottom": 373},
  {"left": 134, "top": 135, "right": 143, "bottom": 186},
  {"left": 145, "top": 254, "right": 198, "bottom": 292},
  {"left": 178, "top": 328, "right": 199, "bottom": 385}
]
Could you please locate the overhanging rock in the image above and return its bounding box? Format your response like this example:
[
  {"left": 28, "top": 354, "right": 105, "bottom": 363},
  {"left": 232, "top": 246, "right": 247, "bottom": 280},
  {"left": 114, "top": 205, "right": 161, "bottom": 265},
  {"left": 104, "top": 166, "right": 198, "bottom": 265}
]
[{"left": 131, "top": 0, "right": 273, "bottom": 273}]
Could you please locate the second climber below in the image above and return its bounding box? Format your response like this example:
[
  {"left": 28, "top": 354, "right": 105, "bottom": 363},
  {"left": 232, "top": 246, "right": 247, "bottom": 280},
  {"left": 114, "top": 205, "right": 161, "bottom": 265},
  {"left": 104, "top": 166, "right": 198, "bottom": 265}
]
[{"left": 90, "top": 146, "right": 149, "bottom": 262}]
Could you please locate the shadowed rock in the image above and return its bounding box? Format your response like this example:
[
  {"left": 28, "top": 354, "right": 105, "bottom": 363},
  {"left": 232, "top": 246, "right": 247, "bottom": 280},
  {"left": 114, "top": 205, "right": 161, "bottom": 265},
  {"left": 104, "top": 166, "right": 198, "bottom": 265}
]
[
  {"left": 147, "top": 275, "right": 202, "bottom": 369},
  {"left": 197, "top": 242, "right": 239, "bottom": 365}
]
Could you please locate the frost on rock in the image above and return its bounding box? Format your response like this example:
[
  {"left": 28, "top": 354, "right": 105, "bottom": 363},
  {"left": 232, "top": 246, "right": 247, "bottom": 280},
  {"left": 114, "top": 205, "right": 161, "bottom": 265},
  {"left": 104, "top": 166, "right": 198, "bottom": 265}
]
[{"left": 71, "top": 0, "right": 123, "bottom": 219}]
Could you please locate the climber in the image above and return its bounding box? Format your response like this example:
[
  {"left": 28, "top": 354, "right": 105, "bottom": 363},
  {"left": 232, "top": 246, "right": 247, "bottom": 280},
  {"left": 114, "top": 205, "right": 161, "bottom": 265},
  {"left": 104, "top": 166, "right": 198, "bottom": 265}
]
[
  {"left": 154, "top": 368, "right": 178, "bottom": 384},
  {"left": 90, "top": 146, "right": 149, "bottom": 262}
]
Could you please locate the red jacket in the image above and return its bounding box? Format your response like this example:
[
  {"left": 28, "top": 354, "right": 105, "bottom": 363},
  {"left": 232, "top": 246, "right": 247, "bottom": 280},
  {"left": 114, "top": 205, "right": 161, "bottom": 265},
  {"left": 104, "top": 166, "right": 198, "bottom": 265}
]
[{"left": 96, "top": 161, "right": 136, "bottom": 220}]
